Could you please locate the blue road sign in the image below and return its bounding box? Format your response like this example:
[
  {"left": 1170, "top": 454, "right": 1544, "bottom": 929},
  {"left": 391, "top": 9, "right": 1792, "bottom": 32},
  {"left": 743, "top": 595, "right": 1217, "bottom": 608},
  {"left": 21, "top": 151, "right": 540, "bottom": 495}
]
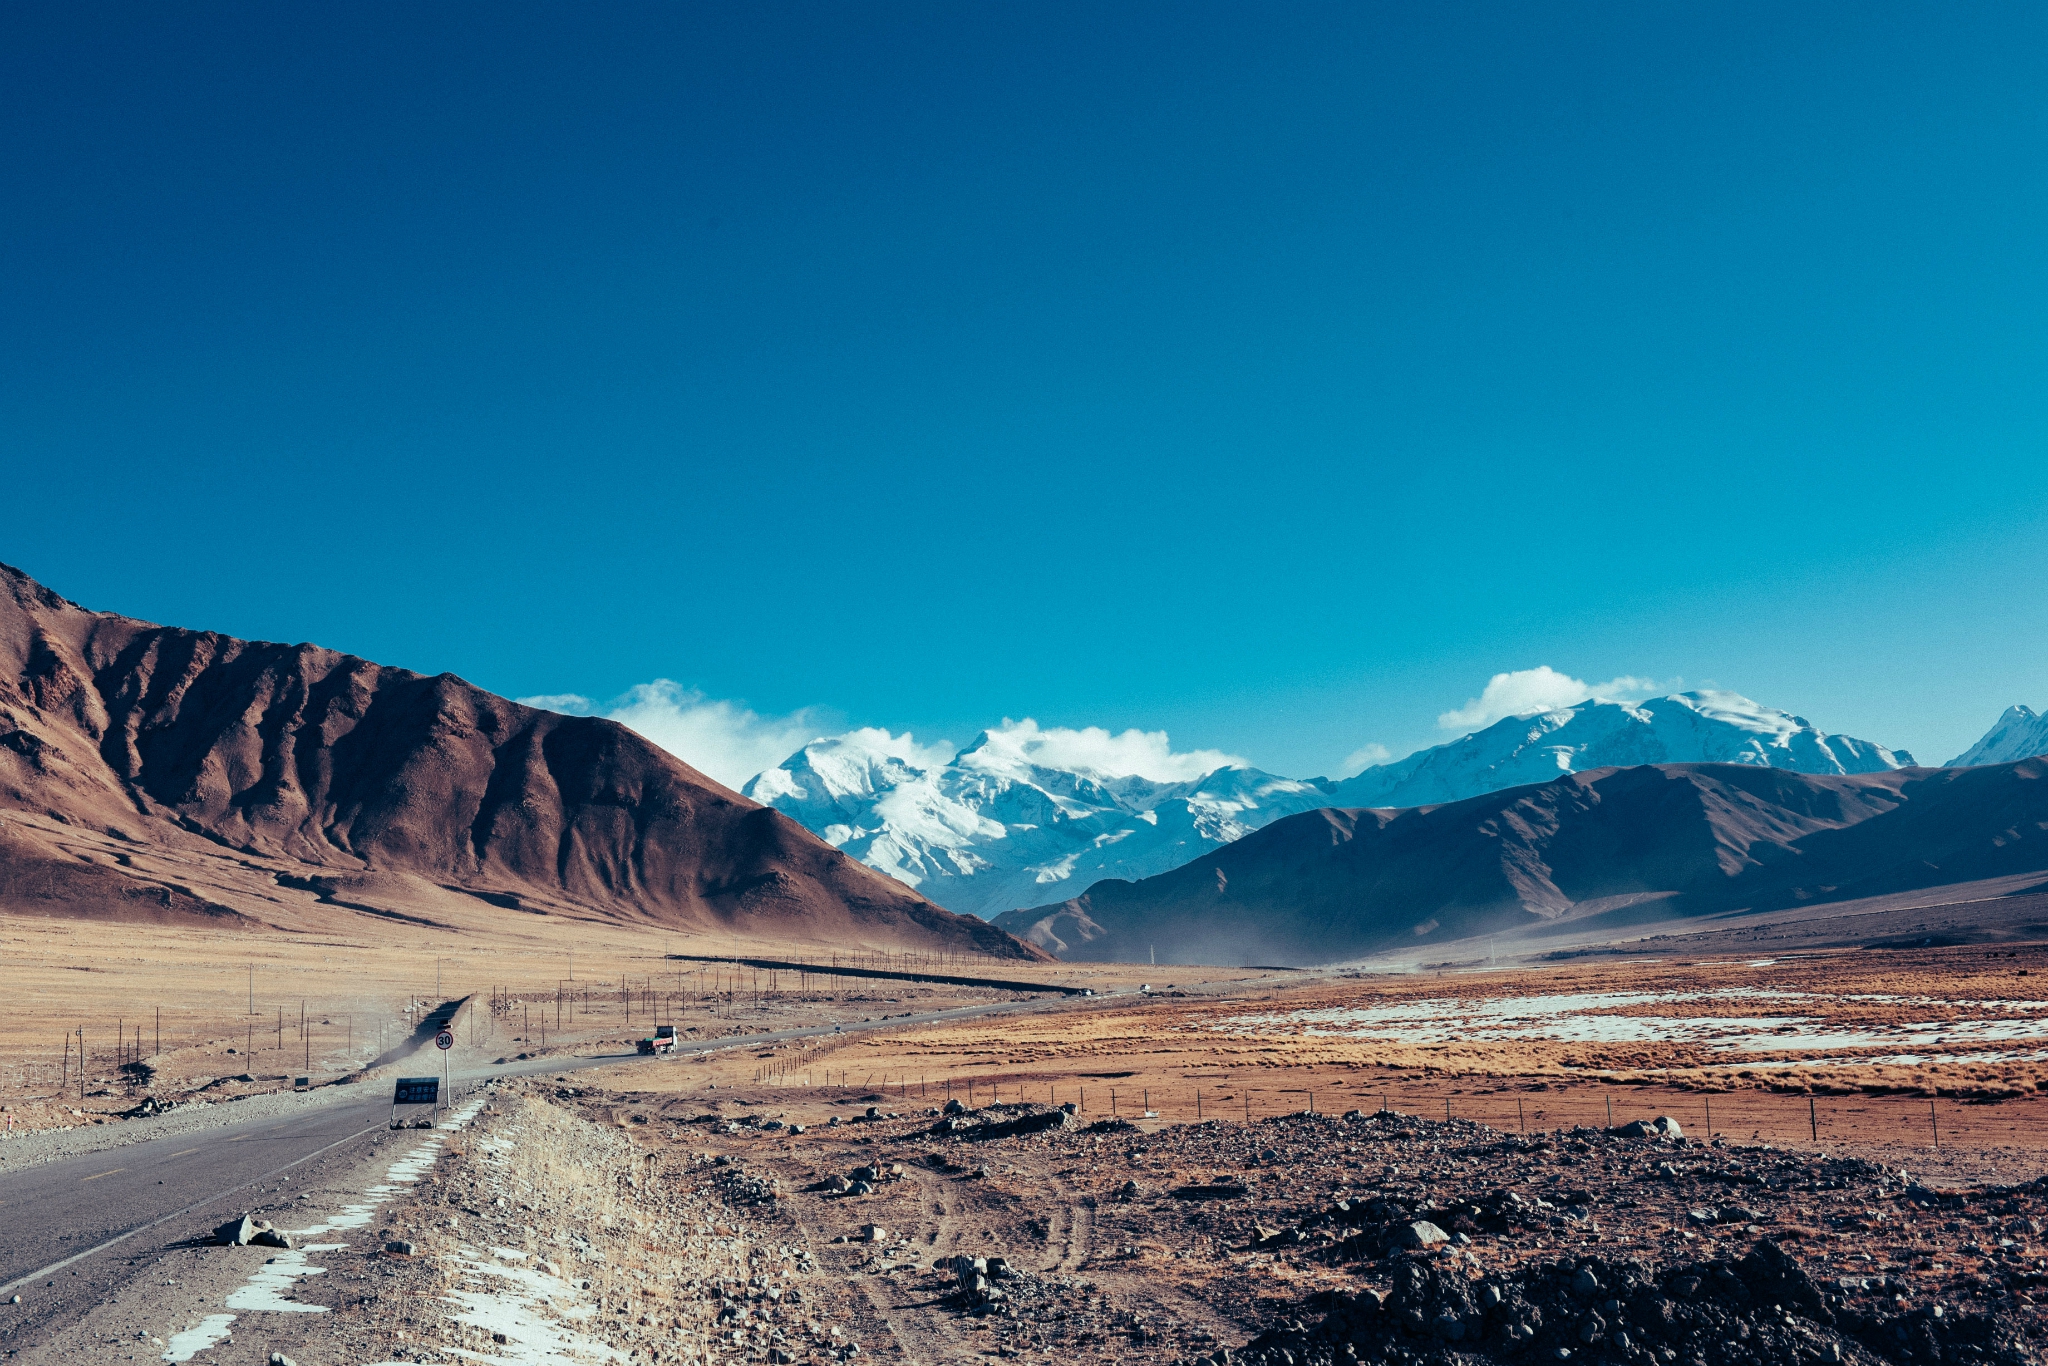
[{"left": 394, "top": 1076, "right": 439, "bottom": 1105}]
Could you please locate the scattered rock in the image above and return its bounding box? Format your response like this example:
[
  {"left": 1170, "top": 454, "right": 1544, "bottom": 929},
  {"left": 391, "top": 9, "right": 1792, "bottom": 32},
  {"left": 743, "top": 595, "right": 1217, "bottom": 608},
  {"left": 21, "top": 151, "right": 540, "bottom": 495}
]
[
  {"left": 1394, "top": 1220, "right": 1450, "bottom": 1250},
  {"left": 1612, "top": 1115, "right": 1685, "bottom": 1139},
  {"left": 385, "top": 1240, "right": 417, "bottom": 1255}
]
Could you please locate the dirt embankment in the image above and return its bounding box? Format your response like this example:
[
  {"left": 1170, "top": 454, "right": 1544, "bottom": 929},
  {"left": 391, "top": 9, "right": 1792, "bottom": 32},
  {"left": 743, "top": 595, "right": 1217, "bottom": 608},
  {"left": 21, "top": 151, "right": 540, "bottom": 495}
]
[{"left": 317, "top": 1078, "right": 2048, "bottom": 1365}]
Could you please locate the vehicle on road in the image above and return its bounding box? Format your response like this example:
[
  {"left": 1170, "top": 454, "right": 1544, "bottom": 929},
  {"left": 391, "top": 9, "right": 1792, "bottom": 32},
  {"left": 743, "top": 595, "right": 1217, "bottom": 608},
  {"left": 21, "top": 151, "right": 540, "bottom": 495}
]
[{"left": 636, "top": 1024, "right": 678, "bottom": 1056}]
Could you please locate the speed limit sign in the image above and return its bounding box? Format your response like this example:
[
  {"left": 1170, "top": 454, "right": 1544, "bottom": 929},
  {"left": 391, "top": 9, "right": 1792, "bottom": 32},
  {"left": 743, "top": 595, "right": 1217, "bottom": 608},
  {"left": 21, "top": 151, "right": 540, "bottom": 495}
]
[{"left": 435, "top": 1029, "right": 454, "bottom": 1051}]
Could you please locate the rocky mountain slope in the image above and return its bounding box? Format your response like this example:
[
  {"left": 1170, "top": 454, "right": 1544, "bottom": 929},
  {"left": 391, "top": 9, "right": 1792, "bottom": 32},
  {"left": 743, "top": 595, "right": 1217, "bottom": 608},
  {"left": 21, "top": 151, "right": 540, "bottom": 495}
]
[
  {"left": 747, "top": 692, "right": 1910, "bottom": 919},
  {"left": 993, "top": 759, "right": 2048, "bottom": 964},
  {"left": 0, "top": 563, "right": 1040, "bottom": 957},
  {"left": 1951, "top": 704, "right": 2048, "bottom": 767}
]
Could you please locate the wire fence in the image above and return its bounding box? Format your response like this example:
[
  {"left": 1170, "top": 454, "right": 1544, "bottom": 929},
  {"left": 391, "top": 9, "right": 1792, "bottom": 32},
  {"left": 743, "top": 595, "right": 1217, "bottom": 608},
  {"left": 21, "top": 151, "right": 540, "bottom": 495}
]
[{"left": 735, "top": 1067, "right": 2047, "bottom": 1152}]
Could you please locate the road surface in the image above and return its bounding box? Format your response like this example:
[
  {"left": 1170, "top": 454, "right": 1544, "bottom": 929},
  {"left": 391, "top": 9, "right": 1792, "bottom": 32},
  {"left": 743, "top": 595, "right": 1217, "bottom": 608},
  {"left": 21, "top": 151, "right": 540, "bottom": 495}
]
[{"left": 0, "top": 990, "right": 1086, "bottom": 1357}]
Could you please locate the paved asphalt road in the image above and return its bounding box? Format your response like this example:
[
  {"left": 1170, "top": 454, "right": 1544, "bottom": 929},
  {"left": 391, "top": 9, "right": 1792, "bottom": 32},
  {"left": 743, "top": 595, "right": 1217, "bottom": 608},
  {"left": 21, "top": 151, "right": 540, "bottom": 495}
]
[{"left": 0, "top": 990, "right": 1090, "bottom": 1353}]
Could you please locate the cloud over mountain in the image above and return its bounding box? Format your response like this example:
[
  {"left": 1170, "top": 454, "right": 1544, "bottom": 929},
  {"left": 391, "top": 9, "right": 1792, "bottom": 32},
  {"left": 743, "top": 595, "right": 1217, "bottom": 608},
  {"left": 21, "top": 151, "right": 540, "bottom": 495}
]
[
  {"left": 1436, "top": 666, "right": 1665, "bottom": 731},
  {"left": 517, "top": 680, "right": 830, "bottom": 790}
]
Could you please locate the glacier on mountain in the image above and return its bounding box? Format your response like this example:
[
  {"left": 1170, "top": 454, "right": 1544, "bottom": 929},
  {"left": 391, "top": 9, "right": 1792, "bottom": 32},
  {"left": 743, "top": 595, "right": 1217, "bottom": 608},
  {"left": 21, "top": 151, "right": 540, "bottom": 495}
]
[
  {"left": 742, "top": 691, "right": 1912, "bottom": 919},
  {"left": 1949, "top": 704, "right": 2048, "bottom": 767},
  {"left": 1322, "top": 690, "right": 1914, "bottom": 809}
]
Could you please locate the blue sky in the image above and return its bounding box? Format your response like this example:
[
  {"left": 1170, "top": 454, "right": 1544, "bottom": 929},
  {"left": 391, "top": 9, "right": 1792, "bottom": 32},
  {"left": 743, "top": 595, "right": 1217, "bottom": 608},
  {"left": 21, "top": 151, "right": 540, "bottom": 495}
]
[{"left": 6, "top": 4, "right": 2047, "bottom": 784}]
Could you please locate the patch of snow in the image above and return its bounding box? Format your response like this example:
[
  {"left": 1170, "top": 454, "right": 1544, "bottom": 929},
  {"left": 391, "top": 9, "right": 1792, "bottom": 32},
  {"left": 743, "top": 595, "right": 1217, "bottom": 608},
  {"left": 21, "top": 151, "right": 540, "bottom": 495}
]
[
  {"left": 223, "top": 1250, "right": 327, "bottom": 1313},
  {"left": 168, "top": 1089, "right": 493, "bottom": 1362},
  {"left": 440, "top": 1247, "right": 624, "bottom": 1365},
  {"left": 161, "top": 1314, "right": 236, "bottom": 1363},
  {"left": 1216, "top": 986, "right": 2048, "bottom": 1060}
]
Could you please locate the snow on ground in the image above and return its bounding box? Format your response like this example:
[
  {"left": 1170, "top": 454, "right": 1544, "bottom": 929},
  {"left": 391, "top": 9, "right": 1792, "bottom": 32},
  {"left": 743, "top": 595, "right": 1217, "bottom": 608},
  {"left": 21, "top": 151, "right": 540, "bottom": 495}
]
[
  {"left": 161, "top": 1090, "right": 491, "bottom": 1363},
  {"left": 1213, "top": 985, "right": 2048, "bottom": 1063}
]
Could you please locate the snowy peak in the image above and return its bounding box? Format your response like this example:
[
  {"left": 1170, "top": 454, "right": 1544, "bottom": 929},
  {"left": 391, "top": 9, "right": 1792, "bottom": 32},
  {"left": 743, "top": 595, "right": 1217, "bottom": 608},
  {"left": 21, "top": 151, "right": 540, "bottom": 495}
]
[
  {"left": 1950, "top": 705, "right": 2048, "bottom": 767},
  {"left": 1325, "top": 690, "right": 1911, "bottom": 810},
  {"left": 742, "top": 729, "right": 1327, "bottom": 920}
]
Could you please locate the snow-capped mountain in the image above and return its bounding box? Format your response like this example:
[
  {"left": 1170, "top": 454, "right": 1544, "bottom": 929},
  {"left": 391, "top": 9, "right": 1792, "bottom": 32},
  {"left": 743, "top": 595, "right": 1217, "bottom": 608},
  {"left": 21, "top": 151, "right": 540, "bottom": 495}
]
[
  {"left": 743, "top": 730, "right": 1329, "bottom": 920},
  {"left": 1950, "top": 705, "right": 2048, "bottom": 767},
  {"left": 1323, "top": 691, "right": 1914, "bottom": 809},
  {"left": 743, "top": 690, "right": 1912, "bottom": 919}
]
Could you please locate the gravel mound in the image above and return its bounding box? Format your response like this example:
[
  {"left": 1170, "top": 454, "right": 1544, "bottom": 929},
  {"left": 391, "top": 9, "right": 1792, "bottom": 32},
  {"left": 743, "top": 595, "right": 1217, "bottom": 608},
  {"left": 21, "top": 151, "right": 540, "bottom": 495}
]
[{"left": 1219, "top": 1239, "right": 2030, "bottom": 1366}]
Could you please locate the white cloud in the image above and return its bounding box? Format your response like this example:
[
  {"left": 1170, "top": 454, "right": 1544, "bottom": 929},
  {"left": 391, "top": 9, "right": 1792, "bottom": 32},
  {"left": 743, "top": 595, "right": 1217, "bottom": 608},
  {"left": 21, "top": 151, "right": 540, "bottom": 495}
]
[
  {"left": 515, "top": 692, "right": 596, "bottom": 714},
  {"left": 812, "top": 726, "right": 961, "bottom": 773},
  {"left": 513, "top": 692, "right": 1251, "bottom": 791},
  {"left": 517, "top": 680, "right": 828, "bottom": 790},
  {"left": 1340, "top": 742, "right": 1394, "bottom": 775},
  {"left": 965, "top": 718, "right": 1246, "bottom": 783},
  {"left": 1436, "top": 667, "right": 1665, "bottom": 733}
]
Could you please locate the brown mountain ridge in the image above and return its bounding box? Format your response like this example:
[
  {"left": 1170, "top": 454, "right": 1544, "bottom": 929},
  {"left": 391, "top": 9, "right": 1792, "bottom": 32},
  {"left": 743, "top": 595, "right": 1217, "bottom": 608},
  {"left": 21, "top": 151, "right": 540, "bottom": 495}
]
[
  {"left": 0, "top": 561, "right": 1042, "bottom": 959},
  {"left": 993, "top": 759, "right": 2048, "bottom": 964}
]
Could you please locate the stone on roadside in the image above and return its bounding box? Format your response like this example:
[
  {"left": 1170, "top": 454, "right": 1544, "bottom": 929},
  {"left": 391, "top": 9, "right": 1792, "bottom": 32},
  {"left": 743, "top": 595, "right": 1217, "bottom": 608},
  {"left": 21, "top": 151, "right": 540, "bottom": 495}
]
[
  {"left": 862, "top": 1224, "right": 888, "bottom": 1243},
  {"left": 215, "top": 1215, "right": 259, "bottom": 1246},
  {"left": 385, "top": 1239, "right": 417, "bottom": 1255},
  {"left": 250, "top": 1227, "right": 293, "bottom": 1249}
]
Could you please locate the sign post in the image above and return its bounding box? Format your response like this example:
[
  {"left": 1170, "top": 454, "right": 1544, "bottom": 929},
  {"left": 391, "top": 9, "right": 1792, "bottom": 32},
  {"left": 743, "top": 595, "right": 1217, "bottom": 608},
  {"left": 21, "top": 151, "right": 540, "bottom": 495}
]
[{"left": 435, "top": 1028, "right": 454, "bottom": 1119}]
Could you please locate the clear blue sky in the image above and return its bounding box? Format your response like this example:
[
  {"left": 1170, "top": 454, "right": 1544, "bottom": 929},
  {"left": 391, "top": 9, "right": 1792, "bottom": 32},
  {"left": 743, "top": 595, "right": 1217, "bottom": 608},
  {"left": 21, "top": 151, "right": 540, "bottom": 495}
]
[{"left": 6, "top": 3, "right": 2046, "bottom": 779}]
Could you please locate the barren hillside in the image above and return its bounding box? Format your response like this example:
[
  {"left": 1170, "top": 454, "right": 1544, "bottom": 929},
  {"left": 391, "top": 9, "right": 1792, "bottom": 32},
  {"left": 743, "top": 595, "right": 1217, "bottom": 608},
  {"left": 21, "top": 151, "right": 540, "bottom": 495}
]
[
  {"left": 0, "top": 562, "right": 1041, "bottom": 959},
  {"left": 996, "top": 760, "right": 2048, "bottom": 963}
]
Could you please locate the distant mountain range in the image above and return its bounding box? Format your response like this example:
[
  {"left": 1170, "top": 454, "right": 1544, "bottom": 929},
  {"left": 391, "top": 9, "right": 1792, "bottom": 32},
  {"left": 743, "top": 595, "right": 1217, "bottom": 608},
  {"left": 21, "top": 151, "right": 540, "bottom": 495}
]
[
  {"left": 0, "top": 563, "right": 1038, "bottom": 958},
  {"left": 992, "top": 758, "right": 2048, "bottom": 964},
  {"left": 747, "top": 690, "right": 1918, "bottom": 918}
]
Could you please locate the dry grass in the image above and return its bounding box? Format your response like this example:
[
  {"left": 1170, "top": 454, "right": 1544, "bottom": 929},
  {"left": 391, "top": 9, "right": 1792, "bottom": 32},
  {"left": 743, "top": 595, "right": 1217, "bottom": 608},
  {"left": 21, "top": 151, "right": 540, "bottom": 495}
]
[
  {"left": 652, "top": 943, "right": 2048, "bottom": 1166},
  {"left": 0, "top": 903, "right": 1151, "bottom": 1132}
]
